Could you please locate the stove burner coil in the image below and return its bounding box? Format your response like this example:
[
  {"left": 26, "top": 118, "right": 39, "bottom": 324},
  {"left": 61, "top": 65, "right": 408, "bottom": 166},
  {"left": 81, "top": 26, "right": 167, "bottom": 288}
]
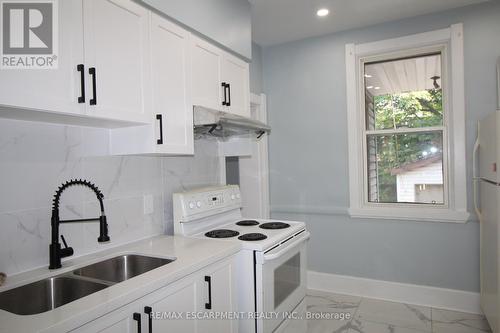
[
  {"left": 259, "top": 222, "right": 290, "bottom": 230},
  {"left": 205, "top": 229, "right": 240, "bottom": 238},
  {"left": 238, "top": 233, "right": 267, "bottom": 241},
  {"left": 236, "top": 220, "right": 260, "bottom": 226}
]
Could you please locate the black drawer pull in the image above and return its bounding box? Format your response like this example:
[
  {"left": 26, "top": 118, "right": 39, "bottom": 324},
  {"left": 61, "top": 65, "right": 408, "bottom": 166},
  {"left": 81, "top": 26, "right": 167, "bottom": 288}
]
[
  {"left": 144, "top": 306, "right": 152, "bottom": 333},
  {"left": 205, "top": 275, "right": 212, "bottom": 310},
  {"left": 227, "top": 83, "right": 231, "bottom": 107},
  {"left": 156, "top": 114, "right": 163, "bottom": 145},
  {"left": 89, "top": 67, "right": 97, "bottom": 105},
  {"left": 77, "top": 64, "right": 85, "bottom": 103},
  {"left": 221, "top": 82, "right": 227, "bottom": 106},
  {"left": 133, "top": 312, "right": 141, "bottom": 333}
]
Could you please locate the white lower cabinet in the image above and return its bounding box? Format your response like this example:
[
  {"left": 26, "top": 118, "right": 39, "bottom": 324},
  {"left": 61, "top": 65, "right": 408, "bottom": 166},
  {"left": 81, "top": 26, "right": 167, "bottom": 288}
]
[
  {"left": 196, "top": 258, "right": 238, "bottom": 333},
  {"left": 72, "top": 256, "right": 237, "bottom": 333}
]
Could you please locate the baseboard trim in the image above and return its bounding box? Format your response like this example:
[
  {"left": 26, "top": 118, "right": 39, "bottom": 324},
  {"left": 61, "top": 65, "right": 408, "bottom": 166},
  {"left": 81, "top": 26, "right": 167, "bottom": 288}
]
[{"left": 307, "top": 270, "right": 481, "bottom": 314}]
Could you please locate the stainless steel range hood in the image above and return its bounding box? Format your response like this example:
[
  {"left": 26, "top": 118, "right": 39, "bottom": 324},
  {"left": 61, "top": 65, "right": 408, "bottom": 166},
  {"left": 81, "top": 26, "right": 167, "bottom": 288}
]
[{"left": 193, "top": 106, "right": 270, "bottom": 139}]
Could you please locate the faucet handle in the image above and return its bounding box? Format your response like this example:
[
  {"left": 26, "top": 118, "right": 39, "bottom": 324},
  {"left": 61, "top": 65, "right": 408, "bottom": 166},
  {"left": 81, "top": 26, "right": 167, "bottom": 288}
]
[
  {"left": 61, "top": 235, "right": 69, "bottom": 248},
  {"left": 60, "top": 235, "right": 74, "bottom": 258}
]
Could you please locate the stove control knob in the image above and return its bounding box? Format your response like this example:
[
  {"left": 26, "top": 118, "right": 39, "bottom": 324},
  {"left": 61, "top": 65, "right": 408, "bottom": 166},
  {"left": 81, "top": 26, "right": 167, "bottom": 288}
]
[
  {"left": 189, "top": 202, "right": 195, "bottom": 209},
  {"left": 196, "top": 201, "right": 202, "bottom": 208},
  {"left": 236, "top": 193, "right": 241, "bottom": 199},
  {"left": 231, "top": 194, "right": 235, "bottom": 200}
]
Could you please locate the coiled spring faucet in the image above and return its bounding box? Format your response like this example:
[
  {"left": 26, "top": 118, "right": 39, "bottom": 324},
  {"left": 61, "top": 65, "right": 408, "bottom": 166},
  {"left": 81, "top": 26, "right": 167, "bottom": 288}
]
[{"left": 49, "top": 179, "right": 110, "bottom": 269}]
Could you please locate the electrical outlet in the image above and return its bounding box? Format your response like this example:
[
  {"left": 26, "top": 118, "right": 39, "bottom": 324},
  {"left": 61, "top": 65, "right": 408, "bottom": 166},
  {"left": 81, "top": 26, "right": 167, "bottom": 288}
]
[{"left": 143, "top": 194, "right": 154, "bottom": 215}]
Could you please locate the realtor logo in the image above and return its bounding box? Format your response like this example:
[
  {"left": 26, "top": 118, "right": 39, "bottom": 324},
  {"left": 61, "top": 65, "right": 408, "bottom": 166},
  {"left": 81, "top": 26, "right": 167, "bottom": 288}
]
[{"left": 1, "top": 0, "right": 58, "bottom": 69}]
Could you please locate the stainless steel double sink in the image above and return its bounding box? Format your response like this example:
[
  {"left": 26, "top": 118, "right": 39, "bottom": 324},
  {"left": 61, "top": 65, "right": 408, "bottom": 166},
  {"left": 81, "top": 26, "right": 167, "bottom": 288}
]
[{"left": 0, "top": 254, "right": 175, "bottom": 315}]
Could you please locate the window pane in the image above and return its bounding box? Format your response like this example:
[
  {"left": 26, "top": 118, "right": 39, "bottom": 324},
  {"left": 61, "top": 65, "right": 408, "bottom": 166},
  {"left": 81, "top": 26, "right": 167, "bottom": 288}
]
[
  {"left": 365, "top": 54, "right": 443, "bottom": 130},
  {"left": 367, "top": 131, "right": 444, "bottom": 204}
]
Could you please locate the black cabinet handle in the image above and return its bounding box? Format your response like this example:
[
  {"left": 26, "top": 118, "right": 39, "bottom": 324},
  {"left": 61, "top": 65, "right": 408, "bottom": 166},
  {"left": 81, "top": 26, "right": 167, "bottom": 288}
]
[
  {"left": 227, "top": 84, "right": 231, "bottom": 107},
  {"left": 156, "top": 114, "right": 163, "bottom": 145},
  {"left": 133, "top": 312, "right": 141, "bottom": 333},
  {"left": 89, "top": 67, "right": 97, "bottom": 105},
  {"left": 221, "top": 82, "right": 227, "bottom": 106},
  {"left": 205, "top": 275, "right": 212, "bottom": 310},
  {"left": 77, "top": 64, "right": 85, "bottom": 103},
  {"left": 144, "top": 306, "right": 152, "bottom": 333}
]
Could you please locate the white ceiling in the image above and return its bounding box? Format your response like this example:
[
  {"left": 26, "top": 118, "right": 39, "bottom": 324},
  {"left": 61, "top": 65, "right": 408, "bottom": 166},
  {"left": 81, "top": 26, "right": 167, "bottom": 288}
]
[{"left": 251, "top": 0, "right": 487, "bottom": 46}]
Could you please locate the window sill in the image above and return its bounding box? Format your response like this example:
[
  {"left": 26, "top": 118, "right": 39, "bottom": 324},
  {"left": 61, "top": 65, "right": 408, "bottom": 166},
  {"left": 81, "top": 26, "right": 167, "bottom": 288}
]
[{"left": 348, "top": 207, "right": 470, "bottom": 223}]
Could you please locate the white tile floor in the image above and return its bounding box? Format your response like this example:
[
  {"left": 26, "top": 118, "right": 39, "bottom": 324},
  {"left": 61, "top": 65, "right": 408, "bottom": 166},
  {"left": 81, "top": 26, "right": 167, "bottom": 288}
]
[{"left": 306, "top": 290, "right": 491, "bottom": 333}]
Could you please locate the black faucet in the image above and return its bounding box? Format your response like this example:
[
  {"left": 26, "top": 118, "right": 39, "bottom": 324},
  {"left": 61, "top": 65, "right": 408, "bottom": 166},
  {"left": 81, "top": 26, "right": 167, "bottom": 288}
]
[{"left": 49, "top": 179, "right": 110, "bottom": 269}]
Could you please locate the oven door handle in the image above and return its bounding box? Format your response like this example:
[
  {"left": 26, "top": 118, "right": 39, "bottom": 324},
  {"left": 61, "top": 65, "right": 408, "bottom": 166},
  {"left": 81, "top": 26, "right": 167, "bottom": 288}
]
[{"left": 262, "top": 231, "right": 310, "bottom": 262}]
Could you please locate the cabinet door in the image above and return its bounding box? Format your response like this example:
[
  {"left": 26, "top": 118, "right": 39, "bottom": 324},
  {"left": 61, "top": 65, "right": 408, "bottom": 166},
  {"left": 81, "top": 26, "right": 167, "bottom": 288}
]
[
  {"left": 222, "top": 53, "right": 250, "bottom": 117},
  {"left": 83, "top": 0, "right": 151, "bottom": 123},
  {"left": 191, "top": 36, "right": 224, "bottom": 111},
  {"left": 72, "top": 277, "right": 198, "bottom": 333},
  {"left": 147, "top": 278, "right": 198, "bottom": 332},
  {"left": 197, "top": 256, "right": 238, "bottom": 333},
  {"left": 72, "top": 308, "right": 142, "bottom": 333},
  {"left": 72, "top": 256, "right": 238, "bottom": 333},
  {"left": 0, "top": 0, "right": 84, "bottom": 116},
  {"left": 151, "top": 13, "right": 193, "bottom": 155},
  {"left": 86, "top": 317, "right": 138, "bottom": 333}
]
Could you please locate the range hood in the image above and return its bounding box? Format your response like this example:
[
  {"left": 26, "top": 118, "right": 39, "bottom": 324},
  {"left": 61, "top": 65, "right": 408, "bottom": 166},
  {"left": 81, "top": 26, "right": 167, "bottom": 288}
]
[{"left": 193, "top": 106, "right": 271, "bottom": 139}]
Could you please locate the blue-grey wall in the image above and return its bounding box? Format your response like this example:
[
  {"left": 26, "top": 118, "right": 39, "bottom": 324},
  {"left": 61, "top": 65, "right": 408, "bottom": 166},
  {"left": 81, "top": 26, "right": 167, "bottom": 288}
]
[
  {"left": 250, "top": 42, "right": 263, "bottom": 94},
  {"left": 263, "top": 2, "right": 500, "bottom": 292},
  {"left": 141, "top": 0, "right": 251, "bottom": 59}
]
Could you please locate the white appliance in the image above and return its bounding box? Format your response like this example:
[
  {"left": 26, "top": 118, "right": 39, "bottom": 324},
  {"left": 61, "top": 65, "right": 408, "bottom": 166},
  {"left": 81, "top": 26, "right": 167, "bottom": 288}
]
[
  {"left": 474, "top": 110, "right": 500, "bottom": 333},
  {"left": 173, "top": 185, "right": 309, "bottom": 333}
]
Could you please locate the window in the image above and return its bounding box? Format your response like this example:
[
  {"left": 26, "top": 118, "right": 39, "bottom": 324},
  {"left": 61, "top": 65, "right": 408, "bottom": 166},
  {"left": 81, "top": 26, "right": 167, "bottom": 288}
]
[
  {"left": 345, "top": 24, "right": 469, "bottom": 223},
  {"left": 365, "top": 53, "right": 445, "bottom": 205}
]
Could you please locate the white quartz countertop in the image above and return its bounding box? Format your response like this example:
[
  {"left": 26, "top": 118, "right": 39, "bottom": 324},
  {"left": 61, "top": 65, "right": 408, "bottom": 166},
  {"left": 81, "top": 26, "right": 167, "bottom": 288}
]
[{"left": 0, "top": 235, "right": 241, "bottom": 333}]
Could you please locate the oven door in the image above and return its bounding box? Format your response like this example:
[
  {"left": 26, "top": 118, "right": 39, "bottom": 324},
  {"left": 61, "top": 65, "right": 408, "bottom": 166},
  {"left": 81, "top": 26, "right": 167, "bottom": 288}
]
[{"left": 256, "top": 231, "right": 310, "bottom": 333}]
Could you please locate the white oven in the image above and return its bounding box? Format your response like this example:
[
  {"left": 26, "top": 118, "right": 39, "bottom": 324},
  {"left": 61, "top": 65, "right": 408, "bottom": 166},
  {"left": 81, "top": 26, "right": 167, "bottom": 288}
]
[
  {"left": 173, "top": 185, "right": 309, "bottom": 333},
  {"left": 256, "top": 230, "right": 310, "bottom": 333}
]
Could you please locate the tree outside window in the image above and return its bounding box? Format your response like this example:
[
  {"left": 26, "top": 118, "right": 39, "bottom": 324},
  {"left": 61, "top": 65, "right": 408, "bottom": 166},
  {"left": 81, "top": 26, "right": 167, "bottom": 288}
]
[{"left": 364, "top": 53, "right": 445, "bottom": 204}]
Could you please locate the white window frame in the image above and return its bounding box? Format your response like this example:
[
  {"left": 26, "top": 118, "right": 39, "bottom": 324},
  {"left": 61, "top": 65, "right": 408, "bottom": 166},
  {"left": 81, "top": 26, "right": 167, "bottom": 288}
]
[{"left": 345, "top": 24, "right": 469, "bottom": 223}]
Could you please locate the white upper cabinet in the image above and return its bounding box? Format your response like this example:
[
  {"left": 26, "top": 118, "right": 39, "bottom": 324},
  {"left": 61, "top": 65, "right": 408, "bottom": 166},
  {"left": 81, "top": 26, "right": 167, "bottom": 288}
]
[
  {"left": 83, "top": 0, "right": 151, "bottom": 124},
  {"left": 222, "top": 53, "right": 250, "bottom": 117},
  {"left": 0, "top": 0, "right": 152, "bottom": 127},
  {"left": 0, "top": 0, "right": 248, "bottom": 148},
  {"left": 0, "top": 0, "right": 85, "bottom": 117},
  {"left": 109, "top": 12, "right": 194, "bottom": 156},
  {"left": 191, "top": 35, "right": 224, "bottom": 111},
  {"left": 150, "top": 13, "right": 193, "bottom": 155},
  {"left": 191, "top": 35, "right": 250, "bottom": 117}
]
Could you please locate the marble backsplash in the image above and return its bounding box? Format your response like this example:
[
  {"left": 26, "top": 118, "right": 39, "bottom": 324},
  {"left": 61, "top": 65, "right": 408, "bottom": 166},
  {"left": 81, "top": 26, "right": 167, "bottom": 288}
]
[{"left": 0, "top": 119, "right": 221, "bottom": 276}]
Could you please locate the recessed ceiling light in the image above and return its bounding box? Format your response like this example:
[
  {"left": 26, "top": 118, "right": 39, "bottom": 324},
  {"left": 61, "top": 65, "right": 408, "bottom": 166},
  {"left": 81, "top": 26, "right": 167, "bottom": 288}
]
[
  {"left": 366, "top": 86, "right": 374, "bottom": 89},
  {"left": 316, "top": 8, "right": 329, "bottom": 17},
  {"left": 364, "top": 74, "right": 372, "bottom": 78},
  {"left": 374, "top": 86, "right": 381, "bottom": 90}
]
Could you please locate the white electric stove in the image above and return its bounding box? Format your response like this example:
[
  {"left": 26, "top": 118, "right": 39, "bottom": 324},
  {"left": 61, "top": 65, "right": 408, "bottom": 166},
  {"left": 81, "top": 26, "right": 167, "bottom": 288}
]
[{"left": 173, "top": 185, "right": 309, "bottom": 333}]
